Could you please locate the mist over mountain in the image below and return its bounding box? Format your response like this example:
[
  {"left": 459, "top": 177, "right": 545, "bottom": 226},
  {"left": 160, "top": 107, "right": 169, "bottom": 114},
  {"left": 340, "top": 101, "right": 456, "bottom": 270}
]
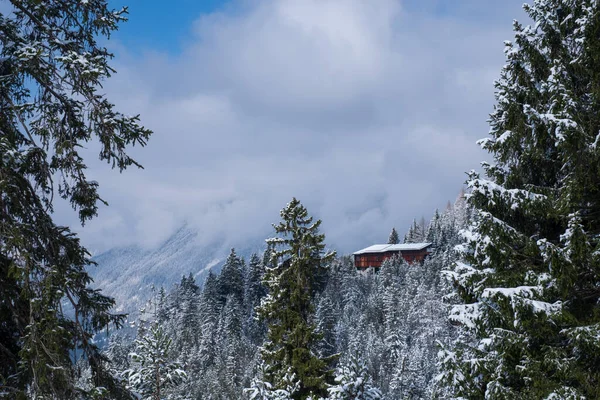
[{"left": 90, "top": 224, "right": 266, "bottom": 314}]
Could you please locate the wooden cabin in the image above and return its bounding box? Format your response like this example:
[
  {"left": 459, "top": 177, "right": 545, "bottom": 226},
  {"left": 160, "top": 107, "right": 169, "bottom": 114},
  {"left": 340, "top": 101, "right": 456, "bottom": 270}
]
[{"left": 353, "top": 243, "right": 432, "bottom": 270}]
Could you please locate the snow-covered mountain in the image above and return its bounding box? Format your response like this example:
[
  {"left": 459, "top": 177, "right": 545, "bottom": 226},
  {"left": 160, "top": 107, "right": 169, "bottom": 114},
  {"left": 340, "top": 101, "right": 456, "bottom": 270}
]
[{"left": 89, "top": 224, "right": 265, "bottom": 314}]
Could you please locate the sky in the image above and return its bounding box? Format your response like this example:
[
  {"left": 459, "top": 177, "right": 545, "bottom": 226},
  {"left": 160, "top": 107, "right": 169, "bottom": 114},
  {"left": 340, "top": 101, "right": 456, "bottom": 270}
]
[{"left": 57, "top": 0, "right": 529, "bottom": 254}]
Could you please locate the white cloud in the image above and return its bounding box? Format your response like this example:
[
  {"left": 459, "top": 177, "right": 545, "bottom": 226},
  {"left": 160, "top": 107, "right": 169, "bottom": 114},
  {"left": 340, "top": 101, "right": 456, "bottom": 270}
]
[{"left": 62, "top": 0, "right": 526, "bottom": 254}]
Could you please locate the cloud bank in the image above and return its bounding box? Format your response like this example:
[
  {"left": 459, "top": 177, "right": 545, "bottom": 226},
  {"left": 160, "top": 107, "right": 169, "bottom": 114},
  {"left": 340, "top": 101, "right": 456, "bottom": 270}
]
[{"left": 60, "top": 0, "right": 526, "bottom": 254}]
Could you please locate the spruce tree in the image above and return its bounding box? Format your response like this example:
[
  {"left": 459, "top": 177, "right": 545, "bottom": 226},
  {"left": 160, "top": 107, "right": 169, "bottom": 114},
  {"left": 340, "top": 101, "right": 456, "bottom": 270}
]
[
  {"left": 0, "top": 0, "right": 151, "bottom": 397},
  {"left": 199, "top": 272, "right": 220, "bottom": 368},
  {"left": 177, "top": 274, "right": 201, "bottom": 350},
  {"left": 426, "top": 209, "right": 441, "bottom": 246},
  {"left": 219, "top": 248, "right": 246, "bottom": 305},
  {"left": 388, "top": 227, "right": 400, "bottom": 244},
  {"left": 258, "top": 198, "right": 336, "bottom": 399},
  {"left": 247, "top": 253, "right": 267, "bottom": 310},
  {"left": 443, "top": 1, "right": 600, "bottom": 398},
  {"left": 124, "top": 324, "right": 186, "bottom": 400},
  {"left": 328, "top": 355, "right": 382, "bottom": 400},
  {"left": 246, "top": 253, "right": 268, "bottom": 343},
  {"left": 404, "top": 219, "right": 425, "bottom": 243}
]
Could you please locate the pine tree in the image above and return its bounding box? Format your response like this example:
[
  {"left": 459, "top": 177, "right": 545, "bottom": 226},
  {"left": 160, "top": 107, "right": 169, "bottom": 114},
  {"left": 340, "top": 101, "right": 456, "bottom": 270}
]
[
  {"left": 245, "top": 362, "right": 300, "bottom": 400},
  {"left": 246, "top": 252, "right": 268, "bottom": 343},
  {"left": 199, "top": 273, "right": 220, "bottom": 369},
  {"left": 258, "top": 198, "right": 336, "bottom": 399},
  {"left": 404, "top": 218, "right": 426, "bottom": 243},
  {"left": 0, "top": 0, "right": 151, "bottom": 397},
  {"left": 247, "top": 253, "right": 267, "bottom": 313},
  {"left": 328, "top": 355, "right": 382, "bottom": 400},
  {"left": 388, "top": 228, "right": 400, "bottom": 244},
  {"left": 156, "top": 286, "right": 170, "bottom": 326},
  {"left": 203, "top": 270, "right": 220, "bottom": 306},
  {"left": 315, "top": 296, "right": 337, "bottom": 358},
  {"left": 222, "top": 294, "right": 248, "bottom": 396},
  {"left": 219, "top": 248, "right": 246, "bottom": 305},
  {"left": 124, "top": 324, "right": 186, "bottom": 400},
  {"left": 177, "top": 274, "right": 201, "bottom": 351},
  {"left": 106, "top": 333, "right": 135, "bottom": 378},
  {"left": 426, "top": 209, "right": 441, "bottom": 246},
  {"left": 443, "top": 1, "right": 600, "bottom": 398}
]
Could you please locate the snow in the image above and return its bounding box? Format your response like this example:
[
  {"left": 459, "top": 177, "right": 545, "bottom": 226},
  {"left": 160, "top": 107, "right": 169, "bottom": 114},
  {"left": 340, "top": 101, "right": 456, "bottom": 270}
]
[
  {"left": 449, "top": 303, "right": 481, "bottom": 329},
  {"left": 353, "top": 243, "right": 432, "bottom": 255},
  {"left": 468, "top": 178, "right": 546, "bottom": 208},
  {"left": 496, "top": 130, "right": 513, "bottom": 144},
  {"left": 592, "top": 131, "right": 600, "bottom": 149},
  {"left": 91, "top": 225, "right": 264, "bottom": 315},
  {"left": 524, "top": 299, "right": 562, "bottom": 314},
  {"left": 481, "top": 286, "right": 538, "bottom": 299}
]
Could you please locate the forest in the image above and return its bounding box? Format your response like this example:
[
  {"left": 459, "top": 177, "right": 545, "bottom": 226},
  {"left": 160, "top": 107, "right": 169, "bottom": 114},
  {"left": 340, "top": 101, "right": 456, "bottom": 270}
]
[{"left": 2, "top": 0, "right": 600, "bottom": 399}]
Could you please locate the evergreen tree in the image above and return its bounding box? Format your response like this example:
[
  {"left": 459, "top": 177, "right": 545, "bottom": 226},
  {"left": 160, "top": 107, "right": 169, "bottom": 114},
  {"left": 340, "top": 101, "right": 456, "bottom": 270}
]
[
  {"left": 177, "top": 274, "right": 201, "bottom": 351},
  {"left": 426, "top": 209, "right": 441, "bottom": 246},
  {"left": 247, "top": 253, "right": 268, "bottom": 313},
  {"left": 388, "top": 227, "right": 400, "bottom": 244},
  {"left": 0, "top": 0, "right": 151, "bottom": 397},
  {"left": 219, "top": 248, "right": 246, "bottom": 305},
  {"left": 404, "top": 218, "right": 426, "bottom": 243},
  {"left": 245, "top": 363, "right": 300, "bottom": 400},
  {"left": 328, "top": 355, "right": 382, "bottom": 400},
  {"left": 124, "top": 324, "right": 186, "bottom": 400},
  {"left": 315, "top": 296, "right": 337, "bottom": 358},
  {"left": 443, "top": 1, "right": 600, "bottom": 398},
  {"left": 156, "top": 286, "right": 170, "bottom": 326},
  {"left": 258, "top": 198, "right": 336, "bottom": 399},
  {"left": 199, "top": 274, "right": 220, "bottom": 369},
  {"left": 203, "top": 270, "right": 220, "bottom": 306},
  {"left": 246, "top": 253, "right": 268, "bottom": 343},
  {"left": 106, "top": 333, "right": 135, "bottom": 379}
]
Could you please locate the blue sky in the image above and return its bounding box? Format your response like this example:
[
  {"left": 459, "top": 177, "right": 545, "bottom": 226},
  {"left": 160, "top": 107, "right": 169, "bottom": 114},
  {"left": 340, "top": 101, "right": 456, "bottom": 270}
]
[
  {"left": 67, "top": 0, "right": 528, "bottom": 254},
  {"left": 108, "top": 0, "right": 524, "bottom": 55},
  {"left": 109, "top": 0, "right": 230, "bottom": 54}
]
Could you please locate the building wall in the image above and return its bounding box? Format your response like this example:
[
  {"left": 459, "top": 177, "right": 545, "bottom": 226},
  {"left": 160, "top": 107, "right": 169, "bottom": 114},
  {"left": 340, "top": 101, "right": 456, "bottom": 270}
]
[{"left": 355, "top": 249, "right": 429, "bottom": 270}]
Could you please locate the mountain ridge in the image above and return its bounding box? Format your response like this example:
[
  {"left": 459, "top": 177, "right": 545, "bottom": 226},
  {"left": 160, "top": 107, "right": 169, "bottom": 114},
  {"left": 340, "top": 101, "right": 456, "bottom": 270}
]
[{"left": 90, "top": 223, "right": 266, "bottom": 313}]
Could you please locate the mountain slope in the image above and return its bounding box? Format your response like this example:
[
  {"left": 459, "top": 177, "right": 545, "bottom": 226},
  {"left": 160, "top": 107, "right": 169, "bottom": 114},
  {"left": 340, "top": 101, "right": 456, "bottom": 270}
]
[{"left": 90, "top": 224, "right": 264, "bottom": 313}]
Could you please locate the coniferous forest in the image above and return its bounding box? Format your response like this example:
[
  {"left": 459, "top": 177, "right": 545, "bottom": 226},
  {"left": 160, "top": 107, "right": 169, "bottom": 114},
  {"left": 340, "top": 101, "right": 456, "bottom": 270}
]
[{"left": 2, "top": 0, "right": 600, "bottom": 399}]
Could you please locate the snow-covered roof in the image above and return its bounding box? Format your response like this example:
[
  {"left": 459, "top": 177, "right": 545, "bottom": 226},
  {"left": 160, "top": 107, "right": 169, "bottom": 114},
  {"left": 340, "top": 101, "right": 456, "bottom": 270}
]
[{"left": 353, "top": 243, "right": 432, "bottom": 255}]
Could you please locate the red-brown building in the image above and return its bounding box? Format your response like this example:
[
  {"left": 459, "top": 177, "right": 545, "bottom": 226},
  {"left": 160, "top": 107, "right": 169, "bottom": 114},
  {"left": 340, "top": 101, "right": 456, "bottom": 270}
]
[{"left": 353, "top": 243, "right": 432, "bottom": 270}]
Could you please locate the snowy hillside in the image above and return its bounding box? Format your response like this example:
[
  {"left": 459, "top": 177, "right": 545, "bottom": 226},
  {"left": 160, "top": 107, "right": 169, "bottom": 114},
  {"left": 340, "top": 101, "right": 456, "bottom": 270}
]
[{"left": 89, "top": 224, "right": 264, "bottom": 314}]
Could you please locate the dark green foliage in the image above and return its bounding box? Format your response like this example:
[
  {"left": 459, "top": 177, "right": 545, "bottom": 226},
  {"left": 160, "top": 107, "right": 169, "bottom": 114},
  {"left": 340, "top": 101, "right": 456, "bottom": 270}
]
[
  {"left": 246, "top": 253, "right": 268, "bottom": 343},
  {"left": 246, "top": 253, "right": 267, "bottom": 310},
  {"left": 0, "top": 0, "right": 151, "bottom": 397},
  {"left": 259, "top": 198, "right": 336, "bottom": 399},
  {"left": 203, "top": 270, "right": 220, "bottom": 306},
  {"left": 442, "top": 1, "right": 600, "bottom": 398},
  {"left": 178, "top": 274, "right": 201, "bottom": 349},
  {"left": 115, "top": 195, "right": 467, "bottom": 399},
  {"left": 219, "top": 248, "right": 246, "bottom": 305}
]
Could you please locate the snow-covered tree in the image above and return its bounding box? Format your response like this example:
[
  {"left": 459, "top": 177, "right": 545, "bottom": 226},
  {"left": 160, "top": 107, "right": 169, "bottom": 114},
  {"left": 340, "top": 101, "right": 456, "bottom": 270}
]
[
  {"left": 219, "top": 248, "right": 246, "bottom": 305},
  {"left": 328, "top": 355, "right": 382, "bottom": 400},
  {"left": 246, "top": 253, "right": 268, "bottom": 343},
  {"left": 404, "top": 218, "right": 426, "bottom": 243},
  {"left": 315, "top": 296, "right": 337, "bottom": 358},
  {"left": 0, "top": 0, "right": 152, "bottom": 396},
  {"left": 442, "top": 1, "right": 600, "bottom": 398},
  {"left": 245, "top": 362, "right": 302, "bottom": 400},
  {"left": 106, "top": 194, "right": 469, "bottom": 399},
  {"left": 125, "top": 324, "right": 186, "bottom": 400},
  {"left": 388, "top": 228, "right": 400, "bottom": 244},
  {"left": 177, "top": 274, "right": 201, "bottom": 351},
  {"left": 259, "top": 198, "right": 336, "bottom": 399},
  {"left": 426, "top": 210, "right": 441, "bottom": 246}
]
